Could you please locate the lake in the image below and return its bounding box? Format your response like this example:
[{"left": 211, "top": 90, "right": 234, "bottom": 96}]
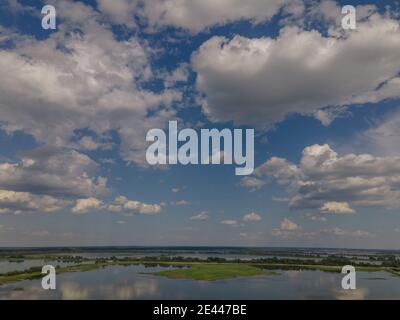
[{"left": 1, "top": 264, "right": 399, "bottom": 299}]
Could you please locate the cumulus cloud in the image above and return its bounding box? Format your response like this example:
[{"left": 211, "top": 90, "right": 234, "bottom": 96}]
[
  {"left": 245, "top": 144, "right": 400, "bottom": 210},
  {"left": 280, "top": 218, "right": 299, "bottom": 231},
  {"left": 320, "top": 201, "right": 355, "bottom": 214},
  {"left": 252, "top": 157, "right": 301, "bottom": 188},
  {"left": 0, "top": 0, "right": 181, "bottom": 167},
  {"left": 77, "top": 136, "right": 100, "bottom": 151},
  {"left": 0, "top": 145, "right": 112, "bottom": 215},
  {"left": 94, "top": 0, "right": 300, "bottom": 33},
  {"left": 243, "top": 212, "right": 262, "bottom": 222},
  {"left": 239, "top": 177, "right": 266, "bottom": 190},
  {"left": 107, "top": 196, "right": 162, "bottom": 215},
  {"left": 192, "top": 12, "right": 400, "bottom": 127},
  {"left": 190, "top": 211, "right": 209, "bottom": 221},
  {"left": 72, "top": 197, "right": 104, "bottom": 214},
  {"left": 0, "top": 189, "right": 69, "bottom": 214},
  {"left": 271, "top": 218, "right": 304, "bottom": 238},
  {"left": 97, "top": 0, "right": 138, "bottom": 28},
  {"left": 220, "top": 219, "right": 238, "bottom": 226},
  {"left": 0, "top": 148, "right": 108, "bottom": 198},
  {"left": 160, "top": 63, "right": 190, "bottom": 88},
  {"left": 140, "top": 0, "right": 289, "bottom": 32}
]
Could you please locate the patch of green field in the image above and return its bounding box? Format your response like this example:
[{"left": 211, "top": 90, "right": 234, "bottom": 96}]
[{"left": 151, "top": 263, "right": 275, "bottom": 281}]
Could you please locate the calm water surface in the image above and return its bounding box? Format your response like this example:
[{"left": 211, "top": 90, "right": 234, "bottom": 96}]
[{"left": 1, "top": 264, "right": 399, "bottom": 299}]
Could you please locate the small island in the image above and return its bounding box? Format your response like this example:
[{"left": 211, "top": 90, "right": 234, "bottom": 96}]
[{"left": 149, "top": 263, "right": 275, "bottom": 281}]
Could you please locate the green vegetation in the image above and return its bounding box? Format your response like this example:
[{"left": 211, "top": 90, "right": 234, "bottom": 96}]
[
  {"left": 150, "top": 263, "right": 274, "bottom": 281},
  {"left": 0, "top": 263, "right": 104, "bottom": 285}
]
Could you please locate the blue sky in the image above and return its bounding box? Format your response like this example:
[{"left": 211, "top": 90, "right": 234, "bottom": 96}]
[{"left": 0, "top": 0, "right": 400, "bottom": 248}]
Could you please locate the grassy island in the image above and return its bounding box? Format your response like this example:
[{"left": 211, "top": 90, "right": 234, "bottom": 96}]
[{"left": 150, "top": 263, "right": 274, "bottom": 281}]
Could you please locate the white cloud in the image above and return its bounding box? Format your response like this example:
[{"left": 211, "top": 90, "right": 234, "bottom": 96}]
[
  {"left": 320, "top": 201, "right": 355, "bottom": 214},
  {"left": 243, "top": 212, "right": 262, "bottom": 222},
  {"left": 0, "top": 148, "right": 108, "bottom": 198},
  {"left": 192, "top": 13, "right": 400, "bottom": 127},
  {"left": 239, "top": 177, "right": 266, "bottom": 190},
  {"left": 280, "top": 218, "right": 299, "bottom": 231},
  {"left": 271, "top": 218, "right": 304, "bottom": 238},
  {"left": 0, "top": 189, "right": 69, "bottom": 214},
  {"left": 161, "top": 63, "right": 190, "bottom": 88},
  {"left": 246, "top": 144, "right": 400, "bottom": 210},
  {"left": 0, "top": 0, "right": 181, "bottom": 167},
  {"left": 107, "top": 196, "right": 162, "bottom": 215},
  {"left": 220, "top": 219, "right": 238, "bottom": 226},
  {"left": 252, "top": 157, "right": 301, "bottom": 188},
  {"left": 97, "top": 0, "right": 138, "bottom": 28},
  {"left": 77, "top": 136, "right": 99, "bottom": 151},
  {"left": 140, "top": 0, "right": 289, "bottom": 32},
  {"left": 72, "top": 197, "right": 104, "bottom": 214},
  {"left": 190, "top": 211, "right": 209, "bottom": 221}
]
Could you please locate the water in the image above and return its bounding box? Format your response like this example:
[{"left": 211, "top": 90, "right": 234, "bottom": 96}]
[{"left": 1, "top": 264, "right": 399, "bottom": 300}]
